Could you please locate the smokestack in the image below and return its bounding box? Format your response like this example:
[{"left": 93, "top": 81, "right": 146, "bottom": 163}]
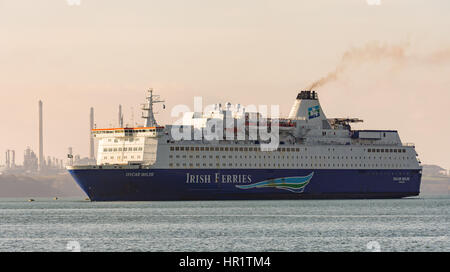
[
  {"left": 5, "top": 150, "right": 10, "bottom": 168},
  {"left": 119, "top": 105, "right": 123, "bottom": 127},
  {"left": 89, "top": 107, "right": 95, "bottom": 160},
  {"left": 11, "top": 150, "right": 15, "bottom": 168},
  {"left": 38, "top": 100, "right": 44, "bottom": 171}
]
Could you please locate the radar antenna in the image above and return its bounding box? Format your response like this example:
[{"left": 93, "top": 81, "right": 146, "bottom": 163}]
[{"left": 141, "top": 88, "right": 165, "bottom": 127}]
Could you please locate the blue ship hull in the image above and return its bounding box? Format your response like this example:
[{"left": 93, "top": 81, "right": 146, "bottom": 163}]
[{"left": 68, "top": 168, "right": 422, "bottom": 201}]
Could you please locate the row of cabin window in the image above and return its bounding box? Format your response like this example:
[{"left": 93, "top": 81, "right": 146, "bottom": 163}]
[
  {"left": 103, "top": 155, "right": 141, "bottom": 160},
  {"left": 169, "top": 146, "right": 403, "bottom": 153},
  {"left": 133, "top": 129, "right": 158, "bottom": 132},
  {"left": 170, "top": 146, "right": 303, "bottom": 152},
  {"left": 169, "top": 162, "right": 411, "bottom": 168},
  {"left": 103, "top": 147, "right": 143, "bottom": 152},
  {"left": 368, "top": 148, "right": 406, "bottom": 153},
  {"left": 108, "top": 138, "right": 139, "bottom": 142},
  {"left": 170, "top": 154, "right": 412, "bottom": 160},
  {"left": 96, "top": 129, "right": 158, "bottom": 134}
]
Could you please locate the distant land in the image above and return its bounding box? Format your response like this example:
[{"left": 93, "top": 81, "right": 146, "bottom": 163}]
[
  {"left": 0, "top": 164, "right": 447, "bottom": 199},
  {"left": 420, "top": 164, "right": 449, "bottom": 195},
  {"left": 0, "top": 173, "right": 84, "bottom": 198}
]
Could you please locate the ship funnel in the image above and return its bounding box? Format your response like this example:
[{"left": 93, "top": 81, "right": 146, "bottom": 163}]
[
  {"left": 38, "top": 100, "right": 44, "bottom": 171},
  {"left": 288, "top": 90, "right": 331, "bottom": 129}
]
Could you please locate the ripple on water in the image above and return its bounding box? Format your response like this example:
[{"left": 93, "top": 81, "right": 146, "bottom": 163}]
[{"left": 0, "top": 197, "right": 448, "bottom": 251}]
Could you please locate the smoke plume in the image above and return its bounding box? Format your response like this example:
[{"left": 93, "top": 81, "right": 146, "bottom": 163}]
[{"left": 307, "top": 41, "right": 450, "bottom": 90}]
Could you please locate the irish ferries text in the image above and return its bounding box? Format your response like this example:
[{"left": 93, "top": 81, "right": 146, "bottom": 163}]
[{"left": 186, "top": 173, "right": 252, "bottom": 184}]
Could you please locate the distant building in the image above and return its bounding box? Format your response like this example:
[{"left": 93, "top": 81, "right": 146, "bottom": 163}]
[
  {"left": 23, "top": 147, "right": 38, "bottom": 172},
  {"left": 422, "top": 165, "right": 448, "bottom": 177},
  {"left": 2, "top": 147, "right": 65, "bottom": 176}
]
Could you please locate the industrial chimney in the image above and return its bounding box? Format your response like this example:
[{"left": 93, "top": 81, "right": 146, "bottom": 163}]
[
  {"left": 38, "top": 100, "right": 44, "bottom": 171},
  {"left": 11, "top": 150, "right": 15, "bottom": 168},
  {"left": 5, "top": 150, "right": 10, "bottom": 169},
  {"left": 89, "top": 107, "right": 95, "bottom": 160}
]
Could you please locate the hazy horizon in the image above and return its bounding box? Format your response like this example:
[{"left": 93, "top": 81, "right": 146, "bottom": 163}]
[{"left": 1, "top": 0, "right": 449, "bottom": 170}]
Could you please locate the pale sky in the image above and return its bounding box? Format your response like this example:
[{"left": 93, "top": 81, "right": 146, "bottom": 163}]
[{"left": 0, "top": 0, "right": 449, "bottom": 169}]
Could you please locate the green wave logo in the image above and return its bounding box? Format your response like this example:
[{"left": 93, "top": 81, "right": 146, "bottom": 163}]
[{"left": 236, "top": 172, "right": 314, "bottom": 193}]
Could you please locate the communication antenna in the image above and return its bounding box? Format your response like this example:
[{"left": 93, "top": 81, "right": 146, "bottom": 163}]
[{"left": 141, "top": 88, "right": 165, "bottom": 127}]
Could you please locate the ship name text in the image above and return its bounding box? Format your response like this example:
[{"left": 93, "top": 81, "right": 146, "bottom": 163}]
[{"left": 186, "top": 173, "right": 252, "bottom": 184}]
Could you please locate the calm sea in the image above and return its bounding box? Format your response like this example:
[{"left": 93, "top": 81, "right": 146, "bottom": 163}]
[{"left": 0, "top": 196, "right": 448, "bottom": 252}]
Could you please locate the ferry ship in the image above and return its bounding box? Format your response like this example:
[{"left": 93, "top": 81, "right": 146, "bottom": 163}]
[{"left": 67, "top": 89, "right": 422, "bottom": 201}]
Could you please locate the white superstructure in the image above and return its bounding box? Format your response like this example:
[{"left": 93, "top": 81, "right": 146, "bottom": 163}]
[{"left": 87, "top": 90, "right": 421, "bottom": 173}]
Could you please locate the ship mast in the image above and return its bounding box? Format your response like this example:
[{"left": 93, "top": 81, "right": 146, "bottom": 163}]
[{"left": 141, "top": 88, "right": 164, "bottom": 127}]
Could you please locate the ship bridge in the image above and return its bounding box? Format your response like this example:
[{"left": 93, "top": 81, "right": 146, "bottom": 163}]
[
  {"left": 92, "top": 126, "right": 165, "bottom": 166},
  {"left": 90, "top": 90, "right": 166, "bottom": 166}
]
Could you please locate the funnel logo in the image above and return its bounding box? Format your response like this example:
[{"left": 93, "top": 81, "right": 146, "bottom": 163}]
[
  {"left": 308, "top": 106, "right": 320, "bottom": 119},
  {"left": 235, "top": 172, "right": 313, "bottom": 193}
]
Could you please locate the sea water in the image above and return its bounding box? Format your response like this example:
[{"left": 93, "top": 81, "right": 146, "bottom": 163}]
[{"left": 0, "top": 196, "right": 448, "bottom": 252}]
